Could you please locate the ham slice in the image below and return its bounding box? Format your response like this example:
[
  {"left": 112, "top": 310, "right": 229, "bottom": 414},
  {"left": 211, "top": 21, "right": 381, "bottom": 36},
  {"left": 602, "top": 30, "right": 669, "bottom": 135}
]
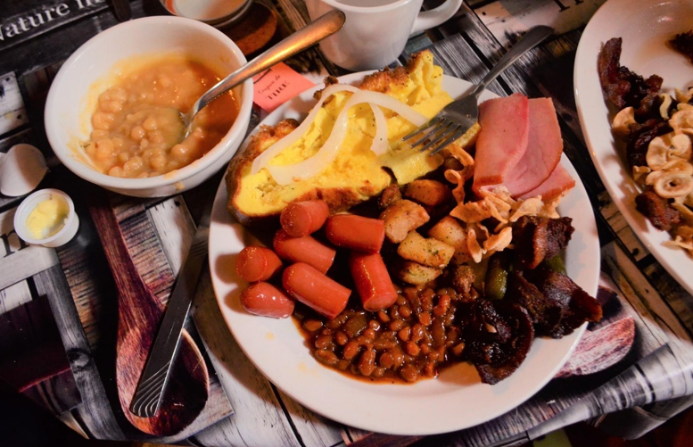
[
  {"left": 503, "top": 98, "right": 563, "bottom": 197},
  {"left": 472, "top": 93, "right": 529, "bottom": 195},
  {"left": 518, "top": 163, "right": 575, "bottom": 201}
]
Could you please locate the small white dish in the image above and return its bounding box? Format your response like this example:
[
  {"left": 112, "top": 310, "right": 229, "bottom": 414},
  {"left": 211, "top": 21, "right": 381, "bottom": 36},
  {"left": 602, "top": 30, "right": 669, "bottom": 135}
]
[
  {"left": 14, "top": 189, "right": 79, "bottom": 248},
  {"left": 574, "top": 0, "right": 693, "bottom": 295},
  {"left": 44, "top": 16, "right": 253, "bottom": 198},
  {"left": 208, "top": 73, "right": 600, "bottom": 435},
  {"left": 160, "top": 0, "right": 253, "bottom": 29}
]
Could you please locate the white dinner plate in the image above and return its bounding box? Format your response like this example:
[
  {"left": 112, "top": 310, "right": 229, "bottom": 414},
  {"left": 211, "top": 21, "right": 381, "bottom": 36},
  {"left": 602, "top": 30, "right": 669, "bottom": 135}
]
[
  {"left": 209, "top": 73, "right": 600, "bottom": 435},
  {"left": 574, "top": 0, "right": 693, "bottom": 295}
]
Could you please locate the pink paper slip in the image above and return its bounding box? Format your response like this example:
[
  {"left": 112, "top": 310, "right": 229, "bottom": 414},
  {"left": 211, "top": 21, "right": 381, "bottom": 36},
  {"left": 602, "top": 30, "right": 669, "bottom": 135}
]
[{"left": 253, "top": 62, "right": 316, "bottom": 113}]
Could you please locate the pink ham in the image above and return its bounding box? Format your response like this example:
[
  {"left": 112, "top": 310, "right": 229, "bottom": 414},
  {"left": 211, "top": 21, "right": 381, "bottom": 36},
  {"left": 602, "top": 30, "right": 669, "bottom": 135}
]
[
  {"left": 518, "top": 163, "right": 575, "bottom": 201},
  {"left": 472, "top": 93, "right": 529, "bottom": 195},
  {"left": 503, "top": 98, "right": 563, "bottom": 197}
]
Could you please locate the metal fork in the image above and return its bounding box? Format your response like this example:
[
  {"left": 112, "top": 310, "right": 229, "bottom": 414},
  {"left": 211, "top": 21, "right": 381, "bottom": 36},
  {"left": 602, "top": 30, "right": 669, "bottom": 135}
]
[{"left": 403, "top": 25, "right": 554, "bottom": 155}]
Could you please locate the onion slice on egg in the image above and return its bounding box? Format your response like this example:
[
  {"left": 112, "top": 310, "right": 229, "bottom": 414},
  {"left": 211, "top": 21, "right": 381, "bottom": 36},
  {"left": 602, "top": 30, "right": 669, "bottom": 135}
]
[
  {"left": 250, "top": 84, "right": 361, "bottom": 176},
  {"left": 255, "top": 86, "right": 427, "bottom": 185},
  {"left": 370, "top": 103, "right": 388, "bottom": 156}
]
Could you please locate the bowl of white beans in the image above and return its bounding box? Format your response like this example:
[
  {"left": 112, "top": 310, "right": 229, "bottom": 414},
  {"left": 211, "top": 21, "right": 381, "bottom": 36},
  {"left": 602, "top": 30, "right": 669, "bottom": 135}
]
[{"left": 44, "top": 16, "right": 253, "bottom": 197}]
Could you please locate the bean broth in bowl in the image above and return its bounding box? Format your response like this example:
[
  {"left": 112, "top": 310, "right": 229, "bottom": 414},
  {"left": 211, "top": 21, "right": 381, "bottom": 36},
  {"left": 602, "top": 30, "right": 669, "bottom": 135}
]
[{"left": 84, "top": 54, "right": 239, "bottom": 178}]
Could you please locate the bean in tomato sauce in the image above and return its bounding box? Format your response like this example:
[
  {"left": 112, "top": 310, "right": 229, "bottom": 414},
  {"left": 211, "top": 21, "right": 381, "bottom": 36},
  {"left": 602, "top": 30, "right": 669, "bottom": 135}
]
[{"left": 295, "top": 284, "right": 469, "bottom": 383}]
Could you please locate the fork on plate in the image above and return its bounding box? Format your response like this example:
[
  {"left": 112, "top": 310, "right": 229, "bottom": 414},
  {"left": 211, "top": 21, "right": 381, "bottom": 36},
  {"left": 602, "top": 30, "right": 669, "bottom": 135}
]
[{"left": 403, "top": 25, "right": 554, "bottom": 155}]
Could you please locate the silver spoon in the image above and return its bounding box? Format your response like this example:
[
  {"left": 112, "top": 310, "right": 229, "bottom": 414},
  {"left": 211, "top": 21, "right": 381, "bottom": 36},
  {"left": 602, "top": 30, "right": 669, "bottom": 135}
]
[{"left": 181, "top": 10, "right": 345, "bottom": 137}]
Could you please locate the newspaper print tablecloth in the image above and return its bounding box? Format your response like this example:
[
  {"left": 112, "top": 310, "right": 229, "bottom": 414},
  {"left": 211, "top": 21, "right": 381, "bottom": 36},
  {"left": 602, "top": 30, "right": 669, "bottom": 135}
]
[{"left": 1, "top": 0, "right": 693, "bottom": 446}]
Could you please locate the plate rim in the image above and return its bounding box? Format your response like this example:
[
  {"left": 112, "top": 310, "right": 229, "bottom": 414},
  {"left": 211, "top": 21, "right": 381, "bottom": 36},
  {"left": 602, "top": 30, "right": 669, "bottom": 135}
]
[
  {"left": 573, "top": 0, "right": 693, "bottom": 296},
  {"left": 208, "top": 72, "right": 600, "bottom": 435}
]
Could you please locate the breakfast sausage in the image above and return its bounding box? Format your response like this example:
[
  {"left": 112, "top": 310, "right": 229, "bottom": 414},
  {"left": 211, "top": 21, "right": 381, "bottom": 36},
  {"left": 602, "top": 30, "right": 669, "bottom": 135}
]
[
  {"left": 280, "top": 200, "right": 330, "bottom": 237},
  {"left": 325, "top": 215, "right": 385, "bottom": 253},
  {"left": 349, "top": 252, "right": 398, "bottom": 311},
  {"left": 273, "top": 229, "right": 335, "bottom": 273},
  {"left": 241, "top": 282, "right": 295, "bottom": 318},
  {"left": 235, "top": 246, "right": 283, "bottom": 282},
  {"left": 282, "top": 263, "right": 351, "bottom": 319}
]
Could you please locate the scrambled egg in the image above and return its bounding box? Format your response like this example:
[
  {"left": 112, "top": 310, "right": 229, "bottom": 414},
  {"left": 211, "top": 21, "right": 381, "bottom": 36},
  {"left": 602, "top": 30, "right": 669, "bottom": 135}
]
[{"left": 228, "top": 51, "right": 461, "bottom": 223}]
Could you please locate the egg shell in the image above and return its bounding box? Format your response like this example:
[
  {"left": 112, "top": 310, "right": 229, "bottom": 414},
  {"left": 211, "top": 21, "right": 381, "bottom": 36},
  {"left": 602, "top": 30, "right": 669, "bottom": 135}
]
[{"left": 0, "top": 144, "right": 48, "bottom": 197}]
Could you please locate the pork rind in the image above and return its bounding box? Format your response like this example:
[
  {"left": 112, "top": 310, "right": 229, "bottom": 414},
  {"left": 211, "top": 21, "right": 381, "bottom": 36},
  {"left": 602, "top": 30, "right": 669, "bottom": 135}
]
[{"left": 446, "top": 186, "right": 563, "bottom": 263}]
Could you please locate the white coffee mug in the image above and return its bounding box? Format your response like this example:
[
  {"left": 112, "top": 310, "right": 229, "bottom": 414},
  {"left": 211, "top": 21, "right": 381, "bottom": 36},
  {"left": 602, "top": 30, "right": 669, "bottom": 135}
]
[{"left": 305, "top": 0, "right": 463, "bottom": 71}]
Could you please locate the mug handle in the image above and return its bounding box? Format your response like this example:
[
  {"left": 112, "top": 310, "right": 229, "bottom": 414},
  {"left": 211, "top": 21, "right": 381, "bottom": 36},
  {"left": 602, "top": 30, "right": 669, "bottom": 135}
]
[{"left": 410, "top": 0, "right": 463, "bottom": 35}]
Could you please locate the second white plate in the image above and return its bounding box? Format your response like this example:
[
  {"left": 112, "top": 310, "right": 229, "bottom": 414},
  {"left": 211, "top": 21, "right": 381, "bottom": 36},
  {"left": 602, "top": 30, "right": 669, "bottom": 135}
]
[{"left": 574, "top": 0, "right": 693, "bottom": 295}]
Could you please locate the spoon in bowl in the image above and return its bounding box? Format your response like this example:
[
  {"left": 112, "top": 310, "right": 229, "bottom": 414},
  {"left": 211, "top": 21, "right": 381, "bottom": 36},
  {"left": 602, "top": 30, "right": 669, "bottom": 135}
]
[{"left": 179, "top": 9, "right": 345, "bottom": 138}]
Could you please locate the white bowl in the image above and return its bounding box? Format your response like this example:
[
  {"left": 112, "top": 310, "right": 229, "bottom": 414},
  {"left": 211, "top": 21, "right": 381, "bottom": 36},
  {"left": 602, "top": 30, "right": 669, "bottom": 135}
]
[
  {"left": 44, "top": 16, "right": 253, "bottom": 197},
  {"left": 14, "top": 189, "right": 79, "bottom": 248}
]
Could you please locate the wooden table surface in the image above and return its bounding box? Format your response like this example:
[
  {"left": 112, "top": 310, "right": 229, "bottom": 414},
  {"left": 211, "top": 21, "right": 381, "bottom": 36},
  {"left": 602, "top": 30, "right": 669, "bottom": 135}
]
[{"left": 2, "top": 1, "right": 693, "bottom": 446}]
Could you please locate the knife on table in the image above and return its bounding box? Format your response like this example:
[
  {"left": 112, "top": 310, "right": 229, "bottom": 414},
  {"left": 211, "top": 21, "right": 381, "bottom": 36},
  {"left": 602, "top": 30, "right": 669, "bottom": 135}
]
[{"left": 130, "top": 198, "right": 212, "bottom": 418}]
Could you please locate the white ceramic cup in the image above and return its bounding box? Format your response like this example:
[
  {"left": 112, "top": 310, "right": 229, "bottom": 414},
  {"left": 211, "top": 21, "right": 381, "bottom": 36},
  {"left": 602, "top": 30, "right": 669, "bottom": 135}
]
[{"left": 305, "top": 0, "right": 462, "bottom": 71}]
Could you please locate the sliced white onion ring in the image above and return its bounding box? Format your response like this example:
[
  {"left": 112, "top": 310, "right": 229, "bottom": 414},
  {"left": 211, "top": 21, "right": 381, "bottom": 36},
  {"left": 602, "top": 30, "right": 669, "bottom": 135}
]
[
  {"left": 259, "top": 88, "right": 428, "bottom": 185},
  {"left": 370, "top": 103, "right": 388, "bottom": 156},
  {"left": 250, "top": 84, "right": 360, "bottom": 175}
]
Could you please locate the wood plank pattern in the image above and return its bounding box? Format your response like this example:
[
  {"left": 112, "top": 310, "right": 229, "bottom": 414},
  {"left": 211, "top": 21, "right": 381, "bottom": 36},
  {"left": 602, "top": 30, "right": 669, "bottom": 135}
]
[
  {"left": 0, "top": 206, "right": 59, "bottom": 291},
  {"left": 0, "top": 71, "right": 29, "bottom": 135},
  {"left": 33, "top": 265, "right": 126, "bottom": 441}
]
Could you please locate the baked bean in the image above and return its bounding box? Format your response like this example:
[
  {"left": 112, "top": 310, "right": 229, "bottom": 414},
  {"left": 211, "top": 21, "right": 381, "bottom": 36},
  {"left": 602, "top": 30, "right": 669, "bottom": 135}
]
[
  {"left": 297, "top": 281, "right": 472, "bottom": 383},
  {"left": 315, "top": 334, "right": 333, "bottom": 350},
  {"left": 418, "top": 312, "right": 432, "bottom": 326},
  {"left": 398, "top": 327, "right": 411, "bottom": 342},
  {"left": 389, "top": 319, "right": 405, "bottom": 332},
  {"left": 362, "top": 328, "right": 376, "bottom": 340},
  {"left": 358, "top": 349, "right": 376, "bottom": 376},
  {"left": 335, "top": 331, "right": 348, "bottom": 346},
  {"left": 400, "top": 364, "right": 418, "bottom": 383},
  {"left": 303, "top": 320, "right": 323, "bottom": 332},
  {"left": 411, "top": 323, "right": 424, "bottom": 343},
  {"left": 343, "top": 340, "right": 361, "bottom": 360},
  {"left": 405, "top": 341, "right": 420, "bottom": 356},
  {"left": 315, "top": 349, "right": 338, "bottom": 366},
  {"left": 399, "top": 305, "right": 412, "bottom": 318}
]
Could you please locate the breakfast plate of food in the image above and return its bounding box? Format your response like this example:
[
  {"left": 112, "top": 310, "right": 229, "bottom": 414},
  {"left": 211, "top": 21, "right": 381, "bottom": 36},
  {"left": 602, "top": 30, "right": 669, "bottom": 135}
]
[
  {"left": 574, "top": 0, "right": 693, "bottom": 295},
  {"left": 209, "top": 51, "right": 601, "bottom": 435}
]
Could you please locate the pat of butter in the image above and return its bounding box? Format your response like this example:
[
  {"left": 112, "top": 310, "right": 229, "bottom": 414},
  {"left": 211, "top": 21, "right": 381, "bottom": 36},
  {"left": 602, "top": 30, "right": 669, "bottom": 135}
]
[{"left": 26, "top": 195, "right": 69, "bottom": 239}]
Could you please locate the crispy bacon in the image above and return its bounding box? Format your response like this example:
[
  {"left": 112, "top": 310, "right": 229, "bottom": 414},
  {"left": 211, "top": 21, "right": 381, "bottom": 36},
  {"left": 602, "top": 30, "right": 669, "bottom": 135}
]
[
  {"left": 460, "top": 299, "right": 535, "bottom": 385},
  {"left": 526, "top": 267, "right": 602, "bottom": 338},
  {"left": 635, "top": 190, "right": 681, "bottom": 231},
  {"left": 670, "top": 31, "right": 693, "bottom": 64},
  {"left": 598, "top": 38, "right": 663, "bottom": 114},
  {"left": 506, "top": 271, "right": 564, "bottom": 336},
  {"left": 513, "top": 216, "right": 574, "bottom": 270}
]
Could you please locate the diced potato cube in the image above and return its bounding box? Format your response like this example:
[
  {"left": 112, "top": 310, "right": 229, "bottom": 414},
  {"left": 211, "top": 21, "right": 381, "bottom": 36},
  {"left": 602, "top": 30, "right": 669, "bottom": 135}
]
[
  {"left": 404, "top": 179, "right": 451, "bottom": 207},
  {"left": 397, "top": 261, "right": 443, "bottom": 285},
  {"left": 397, "top": 231, "right": 455, "bottom": 268},
  {"left": 428, "top": 216, "right": 466, "bottom": 249},
  {"left": 379, "top": 199, "right": 430, "bottom": 243}
]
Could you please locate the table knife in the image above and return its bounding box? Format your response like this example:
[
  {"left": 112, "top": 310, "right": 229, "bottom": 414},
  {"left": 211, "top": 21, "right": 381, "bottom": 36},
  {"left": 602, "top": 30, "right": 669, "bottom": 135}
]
[{"left": 130, "top": 199, "right": 212, "bottom": 418}]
